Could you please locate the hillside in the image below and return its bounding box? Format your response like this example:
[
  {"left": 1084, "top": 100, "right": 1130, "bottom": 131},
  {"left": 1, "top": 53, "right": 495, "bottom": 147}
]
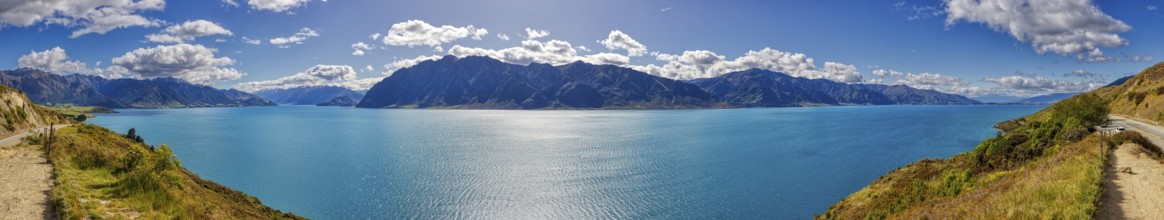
[
  {"left": 0, "top": 68, "right": 275, "bottom": 108},
  {"left": 255, "top": 86, "right": 364, "bottom": 105},
  {"left": 1094, "top": 62, "right": 1164, "bottom": 122},
  {"left": 357, "top": 56, "right": 720, "bottom": 109},
  {"left": 688, "top": 69, "right": 891, "bottom": 107},
  {"left": 0, "top": 85, "right": 71, "bottom": 136},
  {"left": 820, "top": 62, "right": 1164, "bottom": 218},
  {"left": 1, "top": 85, "right": 301, "bottom": 219}
]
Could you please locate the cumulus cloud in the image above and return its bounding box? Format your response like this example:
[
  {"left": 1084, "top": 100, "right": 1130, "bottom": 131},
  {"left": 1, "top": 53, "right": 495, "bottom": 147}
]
[
  {"left": 944, "top": 0, "right": 1131, "bottom": 61},
  {"left": 269, "top": 27, "right": 319, "bottom": 48},
  {"left": 351, "top": 42, "right": 372, "bottom": 56},
  {"left": 375, "top": 20, "right": 487, "bottom": 48},
  {"left": 235, "top": 64, "right": 358, "bottom": 91},
  {"left": 524, "top": 28, "right": 549, "bottom": 40},
  {"left": 599, "top": 30, "right": 647, "bottom": 56},
  {"left": 16, "top": 47, "right": 111, "bottom": 77},
  {"left": 0, "top": 0, "right": 165, "bottom": 38},
  {"left": 246, "top": 0, "right": 310, "bottom": 12},
  {"left": 981, "top": 74, "right": 1103, "bottom": 94},
  {"left": 382, "top": 55, "right": 442, "bottom": 75},
  {"left": 362, "top": 65, "right": 373, "bottom": 72},
  {"left": 146, "top": 20, "right": 233, "bottom": 43},
  {"left": 497, "top": 33, "right": 510, "bottom": 41},
  {"left": 109, "top": 44, "right": 244, "bottom": 85},
  {"left": 628, "top": 48, "right": 863, "bottom": 82}
]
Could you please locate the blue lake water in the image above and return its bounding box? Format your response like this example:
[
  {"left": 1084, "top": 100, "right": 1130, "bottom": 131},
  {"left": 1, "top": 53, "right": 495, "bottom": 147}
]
[{"left": 86, "top": 105, "right": 1044, "bottom": 219}]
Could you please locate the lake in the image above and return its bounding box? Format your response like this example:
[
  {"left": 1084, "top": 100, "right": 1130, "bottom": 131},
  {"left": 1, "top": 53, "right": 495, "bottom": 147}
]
[{"left": 86, "top": 105, "right": 1044, "bottom": 219}]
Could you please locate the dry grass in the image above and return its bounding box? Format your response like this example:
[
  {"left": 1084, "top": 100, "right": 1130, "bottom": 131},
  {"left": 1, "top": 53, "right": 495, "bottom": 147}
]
[{"left": 45, "top": 124, "right": 305, "bottom": 219}]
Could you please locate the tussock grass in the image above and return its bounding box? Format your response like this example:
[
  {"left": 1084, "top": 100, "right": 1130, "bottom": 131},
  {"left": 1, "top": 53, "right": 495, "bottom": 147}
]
[
  {"left": 46, "top": 124, "right": 305, "bottom": 219},
  {"left": 819, "top": 93, "right": 1114, "bottom": 219}
]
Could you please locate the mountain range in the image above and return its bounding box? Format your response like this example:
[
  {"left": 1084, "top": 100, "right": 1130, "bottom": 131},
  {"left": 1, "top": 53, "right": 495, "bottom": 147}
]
[
  {"left": 356, "top": 56, "right": 719, "bottom": 109},
  {"left": 254, "top": 86, "right": 364, "bottom": 105},
  {"left": 0, "top": 68, "right": 273, "bottom": 108},
  {"left": 356, "top": 56, "right": 980, "bottom": 109},
  {"left": 1008, "top": 92, "right": 1079, "bottom": 105}
]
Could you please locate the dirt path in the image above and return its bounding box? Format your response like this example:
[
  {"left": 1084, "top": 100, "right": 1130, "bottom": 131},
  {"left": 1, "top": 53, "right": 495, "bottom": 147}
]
[
  {"left": 0, "top": 126, "right": 65, "bottom": 220},
  {"left": 1098, "top": 116, "right": 1164, "bottom": 220}
]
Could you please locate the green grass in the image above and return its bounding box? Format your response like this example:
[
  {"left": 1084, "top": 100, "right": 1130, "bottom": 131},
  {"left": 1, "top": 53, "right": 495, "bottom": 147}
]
[
  {"left": 818, "top": 93, "right": 1119, "bottom": 219},
  {"left": 42, "top": 124, "right": 305, "bottom": 219}
]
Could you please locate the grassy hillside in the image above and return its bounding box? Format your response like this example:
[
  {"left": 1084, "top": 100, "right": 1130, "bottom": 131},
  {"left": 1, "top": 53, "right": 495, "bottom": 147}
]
[
  {"left": 818, "top": 93, "right": 1156, "bottom": 219},
  {"left": 35, "top": 124, "right": 305, "bottom": 219},
  {"left": 1094, "top": 62, "right": 1164, "bottom": 122},
  {"left": 0, "top": 85, "right": 71, "bottom": 136}
]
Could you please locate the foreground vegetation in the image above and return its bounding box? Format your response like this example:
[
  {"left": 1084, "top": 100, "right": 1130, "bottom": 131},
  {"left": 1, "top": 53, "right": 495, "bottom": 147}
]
[
  {"left": 819, "top": 93, "right": 1158, "bottom": 219},
  {"left": 28, "top": 124, "right": 304, "bottom": 219}
]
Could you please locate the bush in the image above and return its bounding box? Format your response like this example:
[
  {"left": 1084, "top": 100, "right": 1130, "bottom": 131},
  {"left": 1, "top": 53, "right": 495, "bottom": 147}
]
[{"left": 1108, "top": 131, "right": 1164, "bottom": 159}]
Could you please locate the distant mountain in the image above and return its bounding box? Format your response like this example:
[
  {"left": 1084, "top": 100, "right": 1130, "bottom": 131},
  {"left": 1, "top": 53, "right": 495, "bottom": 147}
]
[
  {"left": 970, "top": 95, "right": 1024, "bottom": 104},
  {"left": 1104, "top": 75, "right": 1133, "bottom": 88},
  {"left": 1009, "top": 93, "right": 1079, "bottom": 105},
  {"left": 254, "top": 86, "right": 364, "bottom": 105},
  {"left": 0, "top": 68, "right": 274, "bottom": 108},
  {"left": 357, "top": 56, "right": 720, "bottom": 109},
  {"left": 316, "top": 96, "right": 357, "bottom": 106},
  {"left": 854, "top": 84, "right": 982, "bottom": 105},
  {"left": 688, "top": 69, "right": 980, "bottom": 106}
]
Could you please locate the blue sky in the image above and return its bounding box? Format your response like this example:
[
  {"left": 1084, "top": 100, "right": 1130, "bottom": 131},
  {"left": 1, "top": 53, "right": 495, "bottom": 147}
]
[{"left": 1, "top": 0, "right": 1161, "bottom": 99}]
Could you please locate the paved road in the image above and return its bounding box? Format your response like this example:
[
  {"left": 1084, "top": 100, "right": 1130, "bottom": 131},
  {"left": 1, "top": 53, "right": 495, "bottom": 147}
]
[{"left": 0, "top": 125, "right": 69, "bottom": 148}]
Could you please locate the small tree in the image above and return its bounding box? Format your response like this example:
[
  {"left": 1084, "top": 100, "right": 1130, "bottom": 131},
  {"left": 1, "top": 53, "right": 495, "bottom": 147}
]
[{"left": 126, "top": 128, "right": 137, "bottom": 140}]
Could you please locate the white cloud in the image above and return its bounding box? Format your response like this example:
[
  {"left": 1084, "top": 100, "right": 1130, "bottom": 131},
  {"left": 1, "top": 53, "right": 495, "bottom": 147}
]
[
  {"left": 16, "top": 47, "right": 112, "bottom": 77},
  {"left": 0, "top": 0, "right": 165, "bottom": 38},
  {"left": 575, "top": 45, "right": 591, "bottom": 52},
  {"left": 108, "top": 44, "right": 244, "bottom": 85},
  {"left": 269, "top": 27, "right": 319, "bottom": 48},
  {"left": 215, "top": 38, "right": 227, "bottom": 43},
  {"left": 246, "top": 0, "right": 310, "bottom": 12},
  {"left": 1150, "top": 5, "right": 1158, "bottom": 11},
  {"left": 629, "top": 48, "right": 863, "bottom": 82},
  {"left": 351, "top": 42, "right": 372, "bottom": 56},
  {"left": 497, "top": 33, "right": 510, "bottom": 41},
  {"left": 382, "top": 55, "right": 442, "bottom": 75},
  {"left": 661, "top": 6, "right": 672, "bottom": 12},
  {"left": 362, "top": 65, "right": 374, "bottom": 72},
  {"left": 524, "top": 28, "right": 549, "bottom": 40},
  {"left": 376, "top": 20, "right": 487, "bottom": 48},
  {"left": 145, "top": 20, "right": 233, "bottom": 43},
  {"left": 944, "top": 0, "right": 1131, "bottom": 61},
  {"left": 222, "top": 0, "right": 239, "bottom": 7},
  {"left": 235, "top": 64, "right": 358, "bottom": 92},
  {"left": 241, "top": 36, "right": 261, "bottom": 45},
  {"left": 448, "top": 39, "right": 588, "bottom": 66},
  {"left": 981, "top": 74, "right": 1103, "bottom": 94},
  {"left": 598, "top": 30, "right": 647, "bottom": 56}
]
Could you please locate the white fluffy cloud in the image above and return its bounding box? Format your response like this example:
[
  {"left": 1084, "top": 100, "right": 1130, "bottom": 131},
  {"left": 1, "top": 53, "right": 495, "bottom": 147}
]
[
  {"left": 241, "top": 36, "right": 261, "bottom": 45},
  {"left": 0, "top": 0, "right": 165, "bottom": 38},
  {"left": 246, "top": 0, "right": 310, "bottom": 12},
  {"left": 629, "top": 48, "right": 863, "bottom": 82},
  {"left": 146, "top": 20, "right": 233, "bottom": 43},
  {"left": 351, "top": 42, "right": 372, "bottom": 56},
  {"left": 981, "top": 74, "right": 1103, "bottom": 92},
  {"left": 524, "top": 28, "right": 549, "bottom": 40},
  {"left": 382, "top": 55, "right": 442, "bottom": 75},
  {"left": 269, "top": 27, "right": 319, "bottom": 48},
  {"left": 376, "top": 20, "right": 487, "bottom": 48},
  {"left": 448, "top": 38, "right": 631, "bottom": 66},
  {"left": 235, "top": 64, "right": 359, "bottom": 91},
  {"left": 497, "top": 33, "right": 510, "bottom": 41},
  {"left": 109, "top": 44, "right": 244, "bottom": 85},
  {"left": 944, "top": 0, "right": 1131, "bottom": 61},
  {"left": 16, "top": 47, "right": 110, "bottom": 76},
  {"left": 599, "top": 30, "right": 647, "bottom": 56}
]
